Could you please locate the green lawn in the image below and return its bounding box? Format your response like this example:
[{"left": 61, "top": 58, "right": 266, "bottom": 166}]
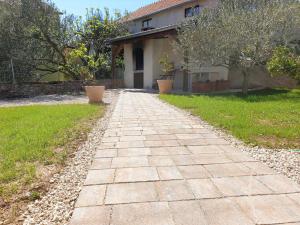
[
  {"left": 0, "top": 104, "right": 104, "bottom": 200},
  {"left": 160, "top": 89, "right": 300, "bottom": 149}
]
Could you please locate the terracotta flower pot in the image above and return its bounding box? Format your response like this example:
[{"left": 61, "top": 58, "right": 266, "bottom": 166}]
[
  {"left": 157, "top": 80, "right": 173, "bottom": 94},
  {"left": 85, "top": 86, "right": 105, "bottom": 103}
]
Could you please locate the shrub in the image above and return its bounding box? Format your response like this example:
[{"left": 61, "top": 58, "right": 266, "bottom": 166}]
[{"left": 267, "top": 46, "right": 300, "bottom": 81}]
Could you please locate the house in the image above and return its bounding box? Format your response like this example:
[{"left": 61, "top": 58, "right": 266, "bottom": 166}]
[
  {"left": 111, "top": 0, "right": 297, "bottom": 92},
  {"left": 111, "top": 0, "right": 228, "bottom": 92}
]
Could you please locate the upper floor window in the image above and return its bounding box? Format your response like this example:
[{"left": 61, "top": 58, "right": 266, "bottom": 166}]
[
  {"left": 194, "top": 5, "right": 201, "bottom": 15},
  {"left": 142, "top": 18, "right": 153, "bottom": 31},
  {"left": 185, "top": 7, "right": 193, "bottom": 17},
  {"left": 185, "top": 5, "right": 202, "bottom": 17}
]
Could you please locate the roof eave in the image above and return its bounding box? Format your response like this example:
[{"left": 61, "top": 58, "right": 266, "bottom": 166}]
[
  {"left": 110, "top": 24, "right": 178, "bottom": 44},
  {"left": 125, "top": 0, "right": 196, "bottom": 22}
]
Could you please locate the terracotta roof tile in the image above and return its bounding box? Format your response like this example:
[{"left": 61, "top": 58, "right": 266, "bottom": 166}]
[{"left": 126, "top": 0, "right": 194, "bottom": 21}]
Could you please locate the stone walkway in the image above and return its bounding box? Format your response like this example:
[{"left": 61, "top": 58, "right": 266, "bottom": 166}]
[{"left": 70, "top": 90, "right": 300, "bottom": 225}]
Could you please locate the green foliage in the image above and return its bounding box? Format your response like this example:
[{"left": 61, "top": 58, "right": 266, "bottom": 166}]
[
  {"left": 0, "top": 0, "right": 78, "bottom": 81},
  {"left": 160, "top": 88, "right": 300, "bottom": 149},
  {"left": 0, "top": 1, "right": 127, "bottom": 82},
  {"left": 159, "top": 54, "right": 174, "bottom": 76},
  {"left": 71, "top": 8, "right": 128, "bottom": 79},
  {"left": 267, "top": 46, "right": 300, "bottom": 81},
  {"left": 64, "top": 44, "right": 94, "bottom": 80},
  {"left": 29, "top": 191, "right": 41, "bottom": 201}
]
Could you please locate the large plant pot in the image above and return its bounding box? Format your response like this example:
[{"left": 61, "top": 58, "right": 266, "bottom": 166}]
[
  {"left": 85, "top": 86, "right": 105, "bottom": 103},
  {"left": 157, "top": 80, "right": 173, "bottom": 94}
]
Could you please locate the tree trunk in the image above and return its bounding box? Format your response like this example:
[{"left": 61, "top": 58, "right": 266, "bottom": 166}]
[{"left": 242, "top": 68, "right": 249, "bottom": 95}]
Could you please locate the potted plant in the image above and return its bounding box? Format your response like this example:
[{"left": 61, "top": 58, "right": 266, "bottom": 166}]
[
  {"left": 67, "top": 44, "right": 105, "bottom": 103},
  {"left": 157, "top": 54, "right": 175, "bottom": 94},
  {"left": 81, "top": 67, "right": 105, "bottom": 104}
]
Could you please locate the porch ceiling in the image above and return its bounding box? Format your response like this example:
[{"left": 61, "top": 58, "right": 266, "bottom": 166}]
[{"left": 110, "top": 25, "right": 177, "bottom": 45}]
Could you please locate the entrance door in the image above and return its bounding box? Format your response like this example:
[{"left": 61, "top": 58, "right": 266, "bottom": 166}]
[{"left": 134, "top": 72, "right": 144, "bottom": 89}]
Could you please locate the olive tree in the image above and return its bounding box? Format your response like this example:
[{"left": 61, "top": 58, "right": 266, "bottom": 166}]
[
  {"left": 0, "top": 0, "right": 78, "bottom": 81},
  {"left": 177, "top": 0, "right": 300, "bottom": 94}
]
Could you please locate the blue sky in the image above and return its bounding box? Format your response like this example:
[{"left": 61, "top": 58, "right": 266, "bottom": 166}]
[{"left": 52, "top": 0, "right": 155, "bottom": 16}]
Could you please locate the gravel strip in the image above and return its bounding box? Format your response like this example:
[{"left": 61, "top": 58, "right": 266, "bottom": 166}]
[
  {"left": 156, "top": 94, "right": 300, "bottom": 184},
  {"left": 0, "top": 94, "right": 88, "bottom": 108},
  {"left": 21, "top": 90, "right": 119, "bottom": 225}
]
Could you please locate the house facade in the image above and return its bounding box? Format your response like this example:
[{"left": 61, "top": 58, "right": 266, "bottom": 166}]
[
  {"left": 111, "top": 0, "right": 297, "bottom": 91},
  {"left": 111, "top": 0, "right": 230, "bottom": 92}
]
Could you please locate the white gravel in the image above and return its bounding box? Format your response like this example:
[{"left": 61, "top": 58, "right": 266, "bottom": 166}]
[
  {"left": 0, "top": 94, "right": 88, "bottom": 107},
  {"left": 21, "top": 90, "right": 119, "bottom": 225}
]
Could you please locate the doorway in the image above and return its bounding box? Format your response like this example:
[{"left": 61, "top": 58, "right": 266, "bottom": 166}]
[
  {"left": 134, "top": 72, "right": 144, "bottom": 88},
  {"left": 133, "top": 46, "right": 144, "bottom": 88}
]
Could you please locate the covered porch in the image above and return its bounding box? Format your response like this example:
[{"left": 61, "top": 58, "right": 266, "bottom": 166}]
[{"left": 111, "top": 25, "right": 229, "bottom": 93}]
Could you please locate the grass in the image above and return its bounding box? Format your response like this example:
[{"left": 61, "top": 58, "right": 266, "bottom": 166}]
[
  {"left": 160, "top": 89, "right": 300, "bottom": 149},
  {"left": 0, "top": 104, "right": 104, "bottom": 200}
]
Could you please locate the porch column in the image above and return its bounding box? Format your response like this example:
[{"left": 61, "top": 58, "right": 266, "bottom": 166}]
[
  {"left": 144, "top": 39, "right": 154, "bottom": 89},
  {"left": 124, "top": 43, "right": 134, "bottom": 88}
]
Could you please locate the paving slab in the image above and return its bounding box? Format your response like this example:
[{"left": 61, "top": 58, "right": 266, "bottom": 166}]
[
  {"left": 233, "top": 195, "right": 300, "bottom": 224},
  {"left": 105, "top": 182, "right": 158, "bottom": 204},
  {"left": 70, "top": 206, "right": 111, "bottom": 225},
  {"left": 70, "top": 90, "right": 300, "bottom": 225},
  {"left": 187, "top": 145, "right": 225, "bottom": 154},
  {"left": 114, "top": 167, "right": 159, "bottom": 183},
  {"left": 157, "top": 166, "right": 183, "bottom": 180},
  {"left": 111, "top": 156, "right": 149, "bottom": 168},
  {"left": 168, "top": 200, "right": 208, "bottom": 225},
  {"left": 178, "top": 165, "right": 211, "bottom": 179},
  {"left": 95, "top": 149, "right": 117, "bottom": 158},
  {"left": 90, "top": 158, "right": 112, "bottom": 170},
  {"left": 84, "top": 169, "right": 115, "bottom": 185},
  {"left": 256, "top": 175, "right": 300, "bottom": 194},
  {"left": 75, "top": 185, "right": 106, "bottom": 207},
  {"left": 242, "top": 161, "right": 276, "bottom": 175},
  {"left": 156, "top": 180, "right": 195, "bottom": 201},
  {"left": 204, "top": 162, "right": 254, "bottom": 177},
  {"left": 117, "top": 148, "right": 151, "bottom": 157},
  {"left": 111, "top": 202, "right": 175, "bottom": 225},
  {"left": 192, "top": 153, "right": 233, "bottom": 164},
  {"left": 287, "top": 193, "right": 300, "bottom": 205},
  {"left": 200, "top": 198, "right": 255, "bottom": 225},
  {"left": 211, "top": 176, "right": 273, "bottom": 197},
  {"left": 148, "top": 156, "right": 175, "bottom": 166},
  {"left": 188, "top": 179, "right": 222, "bottom": 199}
]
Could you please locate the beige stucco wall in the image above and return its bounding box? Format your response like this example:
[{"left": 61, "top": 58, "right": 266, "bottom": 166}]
[
  {"left": 229, "top": 66, "right": 298, "bottom": 89},
  {"left": 122, "top": 36, "right": 185, "bottom": 90},
  {"left": 124, "top": 43, "right": 134, "bottom": 88},
  {"left": 152, "top": 37, "right": 185, "bottom": 90},
  {"left": 144, "top": 39, "right": 155, "bottom": 89},
  {"left": 123, "top": 36, "right": 231, "bottom": 91},
  {"left": 128, "top": 0, "right": 217, "bottom": 33},
  {"left": 189, "top": 64, "right": 229, "bottom": 81}
]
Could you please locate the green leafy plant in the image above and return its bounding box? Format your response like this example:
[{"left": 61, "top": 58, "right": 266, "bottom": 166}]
[
  {"left": 29, "top": 191, "right": 40, "bottom": 201},
  {"left": 267, "top": 46, "right": 300, "bottom": 81},
  {"left": 65, "top": 43, "right": 103, "bottom": 81},
  {"left": 159, "top": 54, "right": 174, "bottom": 77}
]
